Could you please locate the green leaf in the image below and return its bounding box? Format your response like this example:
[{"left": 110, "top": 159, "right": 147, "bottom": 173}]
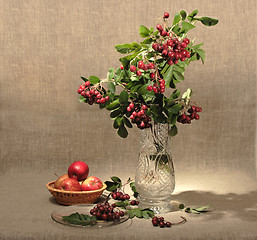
[
  {"left": 123, "top": 116, "right": 132, "bottom": 128},
  {"left": 169, "top": 125, "right": 178, "bottom": 137},
  {"left": 81, "top": 77, "right": 88, "bottom": 82},
  {"left": 117, "top": 124, "right": 128, "bottom": 138},
  {"left": 192, "top": 43, "right": 204, "bottom": 50},
  {"left": 111, "top": 176, "right": 122, "bottom": 183},
  {"left": 115, "top": 44, "right": 136, "bottom": 54},
  {"left": 195, "top": 49, "right": 205, "bottom": 63},
  {"left": 142, "top": 211, "right": 150, "bottom": 219},
  {"left": 192, "top": 205, "right": 211, "bottom": 213},
  {"left": 134, "top": 209, "right": 142, "bottom": 218},
  {"left": 141, "top": 38, "right": 153, "bottom": 44},
  {"left": 164, "top": 65, "right": 173, "bottom": 84},
  {"left": 119, "top": 90, "right": 129, "bottom": 104},
  {"left": 130, "top": 182, "right": 139, "bottom": 198},
  {"left": 110, "top": 109, "right": 122, "bottom": 118},
  {"left": 108, "top": 82, "right": 116, "bottom": 94},
  {"left": 173, "top": 12, "right": 181, "bottom": 25},
  {"left": 144, "top": 209, "right": 155, "bottom": 218},
  {"left": 180, "top": 21, "right": 195, "bottom": 33},
  {"left": 187, "top": 9, "right": 198, "bottom": 19},
  {"left": 173, "top": 70, "right": 184, "bottom": 82},
  {"left": 139, "top": 25, "right": 150, "bottom": 38},
  {"left": 180, "top": 10, "right": 187, "bottom": 20},
  {"left": 107, "top": 68, "right": 114, "bottom": 80},
  {"left": 137, "top": 84, "right": 149, "bottom": 95},
  {"left": 106, "top": 101, "right": 120, "bottom": 110},
  {"left": 199, "top": 17, "right": 218, "bottom": 26},
  {"left": 128, "top": 210, "right": 135, "bottom": 219},
  {"left": 62, "top": 212, "right": 97, "bottom": 226},
  {"left": 78, "top": 96, "right": 86, "bottom": 103},
  {"left": 89, "top": 76, "right": 100, "bottom": 85},
  {"left": 104, "top": 181, "right": 120, "bottom": 192},
  {"left": 115, "top": 200, "right": 130, "bottom": 208}
]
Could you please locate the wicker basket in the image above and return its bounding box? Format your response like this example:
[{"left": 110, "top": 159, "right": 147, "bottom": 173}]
[{"left": 46, "top": 181, "right": 107, "bottom": 205}]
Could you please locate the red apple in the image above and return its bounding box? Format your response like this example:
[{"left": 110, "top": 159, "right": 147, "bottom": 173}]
[
  {"left": 68, "top": 161, "right": 89, "bottom": 181},
  {"left": 59, "top": 178, "right": 82, "bottom": 191},
  {"left": 54, "top": 174, "right": 69, "bottom": 189},
  {"left": 81, "top": 176, "right": 103, "bottom": 191}
]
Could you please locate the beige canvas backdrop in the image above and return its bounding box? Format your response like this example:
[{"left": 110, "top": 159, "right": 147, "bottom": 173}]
[{"left": 0, "top": 0, "right": 256, "bottom": 177}]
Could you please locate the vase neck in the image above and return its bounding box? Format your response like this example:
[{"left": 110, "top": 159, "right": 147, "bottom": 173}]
[{"left": 140, "top": 123, "right": 170, "bottom": 153}]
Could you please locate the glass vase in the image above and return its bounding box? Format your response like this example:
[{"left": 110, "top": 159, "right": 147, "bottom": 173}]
[{"left": 135, "top": 123, "right": 175, "bottom": 213}]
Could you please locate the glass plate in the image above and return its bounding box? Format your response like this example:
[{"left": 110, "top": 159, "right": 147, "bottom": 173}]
[{"left": 51, "top": 204, "right": 130, "bottom": 228}]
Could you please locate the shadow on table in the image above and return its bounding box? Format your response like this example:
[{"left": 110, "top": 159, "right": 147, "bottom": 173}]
[{"left": 172, "top": 190, "right": 257, "bottom": 222}]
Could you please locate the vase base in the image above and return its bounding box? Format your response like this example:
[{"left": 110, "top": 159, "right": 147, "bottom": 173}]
[{"left": 138, "top": 196, "right": 173, "bottom": 214}]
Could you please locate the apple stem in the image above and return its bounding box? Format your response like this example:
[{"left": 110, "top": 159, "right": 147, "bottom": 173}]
[{"left": 54, "top": 173, "right": 59, "bottom": 178}]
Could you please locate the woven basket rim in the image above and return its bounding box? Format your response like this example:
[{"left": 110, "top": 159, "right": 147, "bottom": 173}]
[{"left": 46, "top": 181, "right": 107, "bottom": 194}]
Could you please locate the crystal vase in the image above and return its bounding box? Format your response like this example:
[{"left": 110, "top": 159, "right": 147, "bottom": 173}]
[{"left": 135, "top": 123, "right": 175, "bottom": 213}]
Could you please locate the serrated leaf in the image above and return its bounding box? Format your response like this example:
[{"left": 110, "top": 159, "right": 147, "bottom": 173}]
[
  {"left": 199, "top": 17, "right": 218, "bottom": 26},
  {"left": 111, "top": 176, "right": 122, "bottom": 183},
  {"left": 180, "top": 10, "right": 187, "bottom": 20},
  {"left": 169, "top": 125, "right": 178, "bottom": 137},
  {"left": 119, "top": 90, "right": 129, "bottom": 104},
  {"left": 139, "top": 25, "right": 150, "bottom": 38},
  {"left": 89, "top": 76, "right": 100, "bottom": 85},
  {"left": 173, "top": 12, "right": 181, "bottom": 25}
]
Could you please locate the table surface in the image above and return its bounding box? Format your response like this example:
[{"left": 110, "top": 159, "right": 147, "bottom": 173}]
[{"left": 1, "top": 169, "right": 257, "bottom": 240}]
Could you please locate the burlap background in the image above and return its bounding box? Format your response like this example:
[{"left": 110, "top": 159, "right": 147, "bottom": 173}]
[{"left": 0, "top": 1, "right": 256, "bottom": 239}]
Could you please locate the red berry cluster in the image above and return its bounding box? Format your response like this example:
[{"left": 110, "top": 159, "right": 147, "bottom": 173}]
[
  {"left": 130, "top": 60, "right": 155, "bottom": 76},
  {"left": 128, "top": 104, "right": 151, "bottom": 129},
  {"left": 152, "top": 216, "right": 172, "bottom": 228},
  {"left": 77, "top": 81, "right": 109, "bottom": 105},
  {"left": 89, "top": 202, "right": 125, "bottom": 221},
  {"left": 177, "top": 105, "right": 202, "bottom": 124},
  {"left": 147, "top": 79, "right": 166, "bottom": 93},
  {"left": 111, "top": 191, "right": 130, "bottom": 201},
  {"left": 152, "top": 37, "right": 191, "bottom": 66}
]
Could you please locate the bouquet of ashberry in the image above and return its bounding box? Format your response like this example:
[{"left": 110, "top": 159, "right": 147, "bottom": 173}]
[{"left": 77, "top": 10, "right": 218, "bottom": 138}]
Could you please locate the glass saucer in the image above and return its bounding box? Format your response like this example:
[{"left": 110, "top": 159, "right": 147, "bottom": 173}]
[{"left": 51, "top": 204, "right": 129, "bottom": 228}]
